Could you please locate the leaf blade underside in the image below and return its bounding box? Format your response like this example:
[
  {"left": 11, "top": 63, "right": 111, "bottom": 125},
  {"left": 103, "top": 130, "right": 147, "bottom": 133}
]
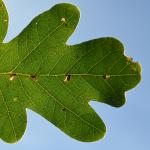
[{"left": 0, "top": 1, "right": 141, "bottom": 143}]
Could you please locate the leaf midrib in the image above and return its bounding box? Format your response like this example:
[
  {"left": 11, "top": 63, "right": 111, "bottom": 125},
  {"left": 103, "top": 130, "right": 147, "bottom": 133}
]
[
  {"left": 0, "top": 72, "right": 137, "bottom": 77},
  {"left": 0, "top": 71, "right": 137, "bottom": 136}
]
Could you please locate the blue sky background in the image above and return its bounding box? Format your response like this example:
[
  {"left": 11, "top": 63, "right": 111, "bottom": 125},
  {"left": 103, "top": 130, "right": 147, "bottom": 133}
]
[{"left": 1, "top": 0, "right": 150, "bottom": 150}]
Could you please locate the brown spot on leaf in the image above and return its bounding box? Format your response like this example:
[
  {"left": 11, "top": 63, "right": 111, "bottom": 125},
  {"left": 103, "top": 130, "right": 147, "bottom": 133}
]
[
  {"left": 64, "top": 75, "right": 71, "bottom": 82},
  {"left": 102, "top": 74, "right": 110, "bottom": 80},
  {"left": 127, "top": 57, "right": 133, "bottom": 61},
  {"left": 61, "top": 17, "right": 67, "bottom": 26},
  {"left": 61, "top": 107, "right": 66, "bottom": 111},
  {"left": 30, "top": 75, "right": 38, "bottom": 81},
  {"left": 9, "top": 73, "right": 16, "bottom": 81}
]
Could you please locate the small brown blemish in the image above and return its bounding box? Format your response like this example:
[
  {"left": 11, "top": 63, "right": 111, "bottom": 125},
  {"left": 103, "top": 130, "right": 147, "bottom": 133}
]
[
  {"left": 30, "top": 75, "right": 38, "bottom": 81},
  {"left": 61, "top": 107, "right": 66, "bottom": 111},
  {"left": 64, "top": 75, "right": 71, "bottom": 82},
  {"left": 102, "top": 74, "right": 110, "bottom": 80},
  {"left": 127, "top": 57, "right": 133, "bottom": 61},
  {"left": 9, "top": 73, "right": 16, "bottom": 81}
]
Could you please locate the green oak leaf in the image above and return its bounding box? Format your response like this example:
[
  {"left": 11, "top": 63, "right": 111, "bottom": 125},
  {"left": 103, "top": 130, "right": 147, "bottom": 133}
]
[{"left": 0, "top": 1, "right": 141, "bottom": 143}]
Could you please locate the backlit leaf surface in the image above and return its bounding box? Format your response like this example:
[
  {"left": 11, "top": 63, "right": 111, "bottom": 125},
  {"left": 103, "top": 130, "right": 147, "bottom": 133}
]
[{"left": 0, "top": 1, "right": 141, "bottom": 143}]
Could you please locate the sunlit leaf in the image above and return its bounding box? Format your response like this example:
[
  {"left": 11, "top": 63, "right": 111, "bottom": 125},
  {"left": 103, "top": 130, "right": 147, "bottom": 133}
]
[{"left": 0, "top": 1, "right": 141, "bottom": 143}]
